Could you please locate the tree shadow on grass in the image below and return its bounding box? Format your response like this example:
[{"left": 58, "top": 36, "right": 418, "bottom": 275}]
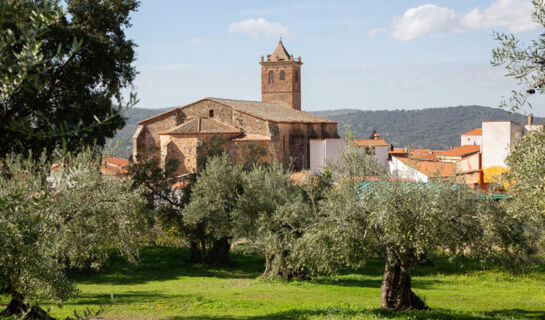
[
  {"left": 169, "top": 306, "right": 545, "bottom": 320},
  {"left": 311, "top": 277, "right": 439, "bottom": 290},
  {"left": 70, "top": 246, "right": 543, "bottom": 289},
  {"left": 70, "top": 246, "right": 265, "bottom": 285},
  {"left": 62, "top": 291, "right": 180, "bottom": 306}
]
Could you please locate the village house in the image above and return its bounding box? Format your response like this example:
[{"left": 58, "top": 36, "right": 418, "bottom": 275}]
[
  {"left": 309, "top": 133, "right": 390, "bottom": 174},
  {"left": 132, "top": 41, "right": 339, "bottom": 175},
  {"left": 390, "top": 114, "right": 543, "bottom": 188}
]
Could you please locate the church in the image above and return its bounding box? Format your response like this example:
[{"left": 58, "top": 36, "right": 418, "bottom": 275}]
[{"left": 132, "top": 40, "right": 339, "bottom": 175}]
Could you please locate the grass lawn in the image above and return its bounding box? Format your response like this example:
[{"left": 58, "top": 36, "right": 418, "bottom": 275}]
[{"left": 1, "top": 246, "right": 544, "bottom": 320}]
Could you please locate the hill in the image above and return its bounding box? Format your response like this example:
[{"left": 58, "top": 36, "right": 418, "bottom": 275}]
[
  {"left": 108, "top": 105, "right": 543, "bottom": 158},
  {"left": 313, "top": 105, "right": 543, "bottom": 150},
  {"left": 107, "top": 107, "right": 172, "bottom": 158}
]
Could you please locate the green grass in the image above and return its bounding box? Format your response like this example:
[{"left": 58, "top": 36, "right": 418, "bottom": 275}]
[{"left": 1, "top": 246, "right": 544, "bottom": 320}]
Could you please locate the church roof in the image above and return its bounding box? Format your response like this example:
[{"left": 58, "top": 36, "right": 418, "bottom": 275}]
[
  {"left": 139, "top": 98, "right": 335, "bottom": 125},
  {"left": 269, "top": 39, "right": 291, "bottom": 62},
  {"left": 208, "top": 98, "right": 335, "bottom": 123},
  {"left": 163, "top": 117, "right": 242, "bottom": 135}
]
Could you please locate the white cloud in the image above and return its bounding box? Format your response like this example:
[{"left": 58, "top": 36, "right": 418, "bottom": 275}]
[
  {"left": 391, "top": 0, "right": 539, "bottom": 41},
  {"left": 189, "top": 38, "right": 204, "bottom": 44},
  {"left": 228, "top": 18, "right": 291, "bottom": 39}
]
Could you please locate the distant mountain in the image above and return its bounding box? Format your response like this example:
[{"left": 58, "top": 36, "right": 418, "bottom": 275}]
[
  {"left": 108, "top": 105, "right": 543, "bottom": 158},
  {"left": 107, "top": 107, "right": 171, "bottom": 158},
  {"left": 316, "top": 105, "right": 543, "bottom": 150}
]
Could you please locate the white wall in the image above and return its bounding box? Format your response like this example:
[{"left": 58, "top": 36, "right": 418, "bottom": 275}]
[
  {"left": 460, "top": 134, "right": 481, "bottom": 146},
  {"left": 310, "top": 139, "right": 390, "bottom": 175},
  {"left": 389, "top": 157, "right": 428, "bottom": 182},
  {"left": 310, "top": 139, "right": 346, "bottom": 174},
  {"left": 310, "top": 140, "right": 325, "bottom": 175},
  {"left": 375, "top": 145, "right": 389, "bottom": 169},
  {"left": 481, "top": 121, "right": 523, "bottom": 169}
]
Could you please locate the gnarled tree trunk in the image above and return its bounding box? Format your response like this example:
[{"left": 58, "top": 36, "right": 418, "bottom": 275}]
[
  {"left": 204, "top": 237, "right": 233, "bottom": 266},
  {"left": 381, "top": 248, "right": 427, "bottom": 311},
  {"left": 187, "top": 241, "right": 202, "bottom": 263},
  {"left": 1, "top": 286, "right": 53, "bottom": 319},
  {"left": 261, "top": 251, "right": 309, "bottom": 280}
]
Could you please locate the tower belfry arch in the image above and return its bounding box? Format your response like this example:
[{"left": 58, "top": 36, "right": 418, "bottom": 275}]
[{"left": 260, "top": 40, "right": 302, "bottom": 110}]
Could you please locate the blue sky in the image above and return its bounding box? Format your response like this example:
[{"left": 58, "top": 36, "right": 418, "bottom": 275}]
[{"left": 125, "top": 0, "right": 545, "bottom": 116}]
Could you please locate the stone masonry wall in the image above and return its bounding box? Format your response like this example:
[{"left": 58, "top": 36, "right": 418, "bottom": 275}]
[{"left": 261, "top": 61, "right": 301, "bottom": 110}]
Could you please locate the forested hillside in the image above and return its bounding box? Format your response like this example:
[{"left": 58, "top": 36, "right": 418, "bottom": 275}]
[
  {"left": 108, "top": 107, "right": 172, "bottom": 158},
  {"left": 314, "top": 105, "right": 544, "bottom": 150},
  {"left": 109, "top": 105, "right": 543, "bottom": 158}
]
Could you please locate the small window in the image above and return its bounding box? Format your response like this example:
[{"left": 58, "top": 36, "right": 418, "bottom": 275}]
[
  {"left": 294, "top": 71, "right": 298, "bottom": 82},
  {"left": 209, "top": 110, "right": 214, "bottom": 118},
  {"left": 268, "top": 71, "right": 274, "bottom": 84},
  {"left": 279, "top": 70, "right": 285, "bottom": 80}
]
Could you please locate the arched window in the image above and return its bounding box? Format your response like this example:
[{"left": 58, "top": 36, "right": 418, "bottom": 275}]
[
  {"left": 268, "top": 71, "right": 274, "bottom": 84},
  {"left": 279, "top": 70, "right": 285, "bottom": 80},
  {"left": 294, "top": 70, "right": 299, "bottom": 82}
]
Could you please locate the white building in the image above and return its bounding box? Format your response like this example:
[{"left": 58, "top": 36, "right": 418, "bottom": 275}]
[
  {"left": 309, "top": 133, "right": 390, "bottom": 175},
  {"left": 309, "top": 138, "right": 346, "bottom": 175},
  {"left": 460, "top": 128, "right": 482, "bottom": 146}
]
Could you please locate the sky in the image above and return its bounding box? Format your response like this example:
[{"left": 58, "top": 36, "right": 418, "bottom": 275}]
[{"left": 124, "top": 0, "right": 545, "bottom": 116}]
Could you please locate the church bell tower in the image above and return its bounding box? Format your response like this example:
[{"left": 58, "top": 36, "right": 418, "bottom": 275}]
[{"left": 260, "top": 40, "right": 302, "bottom": 110}]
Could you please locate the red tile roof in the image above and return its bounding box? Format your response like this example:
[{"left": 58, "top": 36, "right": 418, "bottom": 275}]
[
  {"left": 102, "top": 157, "right": 129, "bottom": 167},
  {"left": 101, "top": 157, "right": 129, "bottom": 175},
  {"left": 437, "top": 145, "right": 480, "bottom": 158},
  {"left": 353, "top": 139, "right": 389, "bottom": 147},
  {"left": 461, "top": 128, "right": 482, "bottom": 136},
  {"left": 408, "top": 149, "right": 444, "bottom": 161},
  {"left": 395, "top": 157, "right": 456, "bottom": 178}
]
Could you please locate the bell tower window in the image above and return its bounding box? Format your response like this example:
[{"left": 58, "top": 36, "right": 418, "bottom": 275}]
[
  {"left": 294, "top": 70, "right": 298, "bottom": 82},
  {"left": 268, "top": 71, "right": 274, "bottom": 84},
  {"left": 209, "top": 110, "right": 214, "bottom": 118},
  {"left": 280, "top": 70, "right": 285, "bottom": 80}
]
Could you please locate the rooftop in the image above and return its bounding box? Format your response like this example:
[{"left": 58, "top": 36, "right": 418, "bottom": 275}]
[
  {"left": 437, "top": 145, "right": 480, "bottom": 158},
  {"left": 461, "top": 128, "right": 482, "bottom": 136},
  {"left": 269, "top": 39, "right": 291, "bottom": 62},
  {"left": 394, "top": 156, "right": 457, "bottom": 178},
  {"left": 164, "top": 117, "right": 242, "bottom": 135},
  {"left": 353, "top": 138, "right": 389, "bottom": 147},
  {"left": 139, "top": 98, "right": 335, "bottom": 125},
  {"left": 209, "top": 98, "right": 334, "bottom": 123}
]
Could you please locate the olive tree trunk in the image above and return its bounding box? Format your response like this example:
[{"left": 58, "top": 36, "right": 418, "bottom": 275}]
[
  {"left": 187, "top": 241, "right": 202, "bottom": 263},
  {"left": 204, "top": 237, "right": 233, "bottom": 266},
  {"left": 261, "top": 251, "right": 309, "bottom": 280},
  {"left": 1, "top": 286, "right": 53, "bottom": 319},
  {"left": 381, "top": 248, "right": 427, "bottom": 311}
]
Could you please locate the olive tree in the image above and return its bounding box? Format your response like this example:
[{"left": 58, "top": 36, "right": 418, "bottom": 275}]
[
  {"left": 183, "top": 154, "right": 243, "bottom": 266},
  {"left": 0, "top": 150, "right": 147, "bottom": 318},
  {"left": 504, "top": 127, "right": 545, "bottom": 249},
  {"left": 233, "top": 163, "right": 326, "bottom": 278},
  {"left": 491, "top": 0, "right": 545, "bottom": 111},
  {"left": 299, "top": 145, "right": 529, "bottom": 311}
]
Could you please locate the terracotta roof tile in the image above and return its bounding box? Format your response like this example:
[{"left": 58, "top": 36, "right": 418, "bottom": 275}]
[
  {"left": 209, "top": 98, "right": 335, "bottom": 123},
  {"left": 164, "top": 117, "right": 242, "bottom": 135},
  {"left": 461, "top": 128, "right": 482, "bottom": 136},
  {"left": 353, "top": 139, "right": 389, "bottom": 147},
  {"left": 139, "top": 98, "right": 335, "bottom": 125},
  {"left": 102, "top": 157, "right": 129, "bottom": 167},
  {"left": 395, "top": 157, "right": 457, "bottom": 178},
  {"left": 408, "top": 149, "right": 443, "bottom": 161},
  {"left": 437, "top": 145, "right": 480, "bottom": 158}
]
